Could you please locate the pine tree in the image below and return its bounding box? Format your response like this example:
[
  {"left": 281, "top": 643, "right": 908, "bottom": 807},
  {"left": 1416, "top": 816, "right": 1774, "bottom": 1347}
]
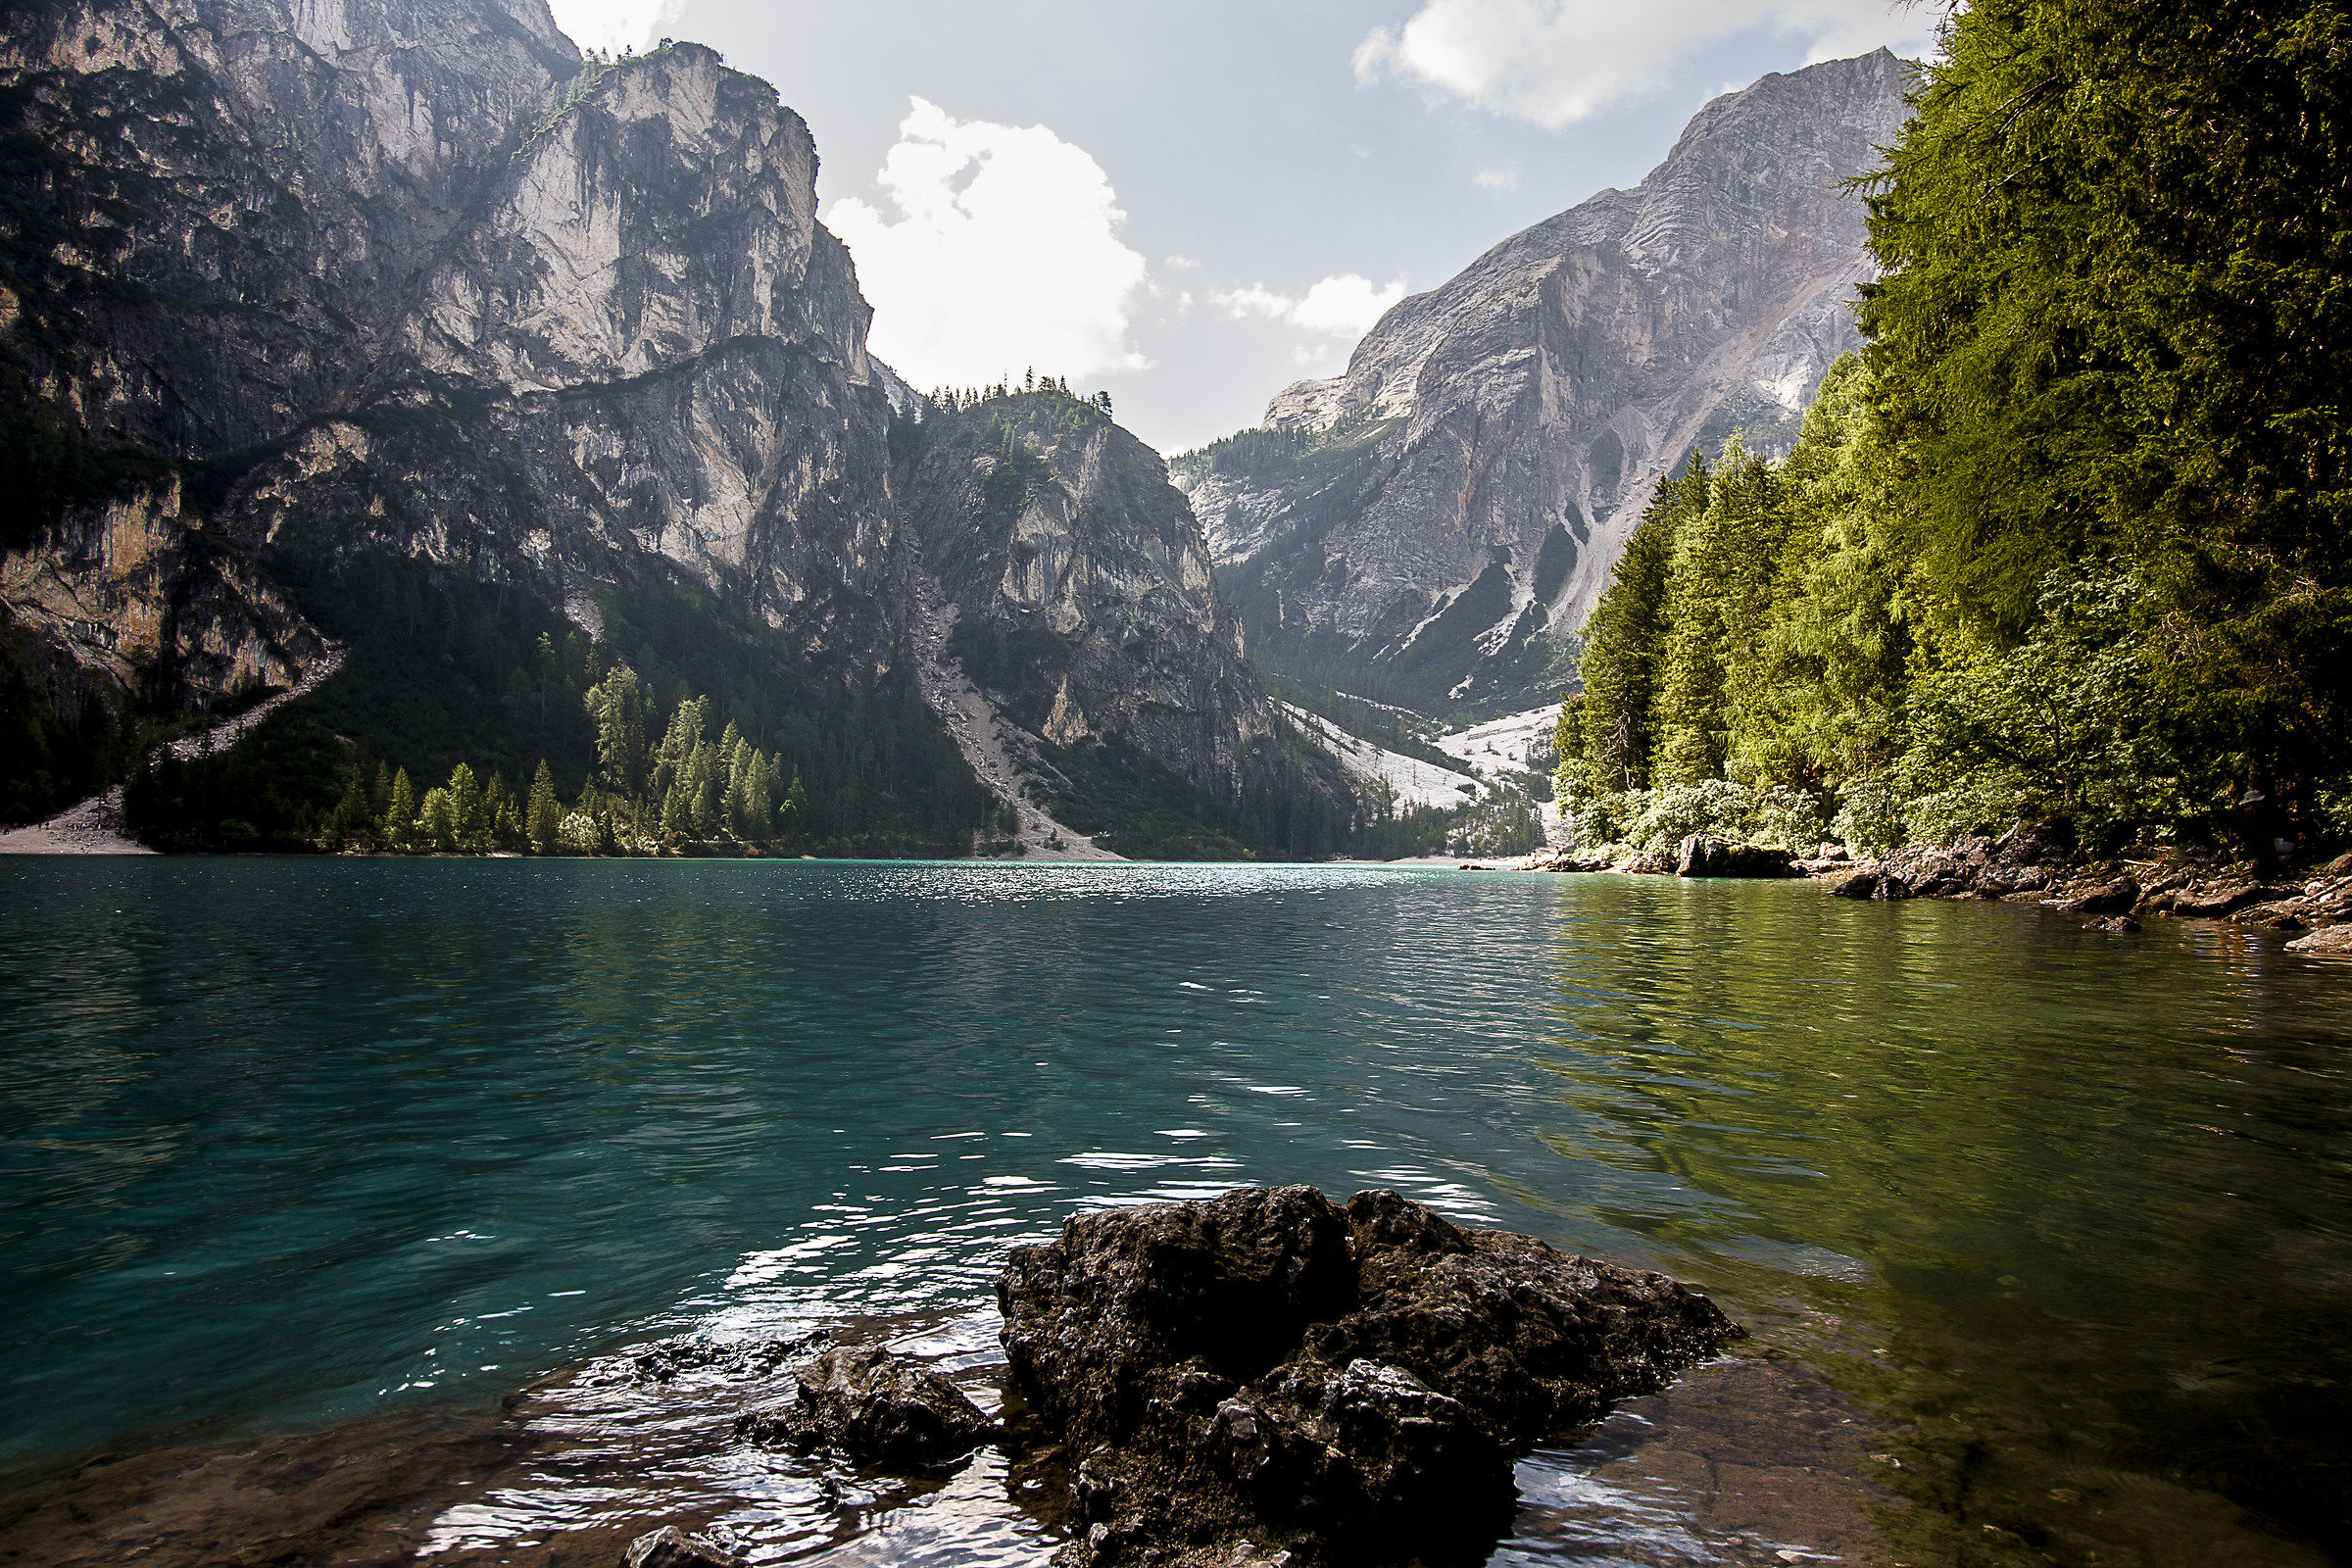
[
  {"left": 418, "top": 786, "right": 458, "bottom": 851},
  {"left": 448, "top": 763, "right": 486, "bottom": 852},
  {"left": 527, "top": 760, "right": 563, "bottom": 854},
  {"left": 1572, "top": 461, "right": 1702, "bottom": 795},
  {"left": 386, "top": 768, "right": 418, "bottom": 850},
  {"left": 329, "top": 765, "right": 370, "bottom": 851}
]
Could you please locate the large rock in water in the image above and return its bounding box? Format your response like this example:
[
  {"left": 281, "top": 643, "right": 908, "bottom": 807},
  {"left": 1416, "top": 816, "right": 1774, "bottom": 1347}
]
[{"left": 998, "top": 1186, "right": 1738, "bottom": 1567}]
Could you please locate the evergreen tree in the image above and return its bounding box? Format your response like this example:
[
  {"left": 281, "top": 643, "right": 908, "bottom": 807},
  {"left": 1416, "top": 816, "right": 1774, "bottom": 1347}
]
[
  {"left": 527, "top": 760, "right": 563, "bottom": 853},
  {"left": 448, "top": 762, "right": 486, "bottom": 852},
  {"left": 418, "top": 786, "right": 458, "bottom": 851},
  {"left": 1860, "top": 0, "right": 2352, "bottom": 833},
  {"left": 386, "top": 767, "right": 418, "bottom": 849},
  {"left": 1570, "top": 461, "right": 1704, "bottom": 796}
]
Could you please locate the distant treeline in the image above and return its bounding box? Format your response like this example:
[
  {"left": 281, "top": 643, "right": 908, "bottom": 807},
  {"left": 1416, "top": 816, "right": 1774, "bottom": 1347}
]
[
  {"left": 1559, "top": 2, "right": 2349, "bottom": 860},
  {"left": 922, "top": 369, "right": 1112, "bottom": 420},
  {"left": 124, "top": 552, "right": 997, "bottom": 856}
]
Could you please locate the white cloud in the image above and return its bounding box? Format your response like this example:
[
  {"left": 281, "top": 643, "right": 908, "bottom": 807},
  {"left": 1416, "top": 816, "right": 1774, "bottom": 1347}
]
[
  {"left": 828, "top": 99, "right": 1150, "bottom": 387},
  {"left": 1353, "top": 0, "right": 1936, "bottom": 129},
  {"left": 543, "top": 0, "right": 682, "bottom": 56},
  {"left": 1165, "top": 254, "right": 1201, "bottom": 270},
  {"left": 1473, "top": 168, "right": 1519, "bottom": 191},
  {"left": 1213, "top": 274, "right": 1407, "bottom": 363},
  {"left": 1215, "top": 274, "right": 1407, "bottom": 339}
]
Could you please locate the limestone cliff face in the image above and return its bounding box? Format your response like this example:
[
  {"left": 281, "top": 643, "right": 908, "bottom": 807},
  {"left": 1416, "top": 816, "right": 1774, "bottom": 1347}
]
[
  {"left": 235, "top": 39, "right": 908, "bottom": 658},
  {"left": 1179, "top": 51, "right": 1909, "bottom": 713},
  {"left": 899, "top": 393, "right": 1284, "bottom": 786},
  {"left": 0, "top": 480, "right": 325, "bottom": 715}
]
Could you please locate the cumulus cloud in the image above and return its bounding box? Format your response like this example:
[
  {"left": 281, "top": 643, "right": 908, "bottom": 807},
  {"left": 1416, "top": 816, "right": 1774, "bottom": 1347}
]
[
  {"left": 1214, "top": 274, "right": 1407, "bottom": 342},
  {"left": 1353, "top": 0, "right": 1936, "bottom": 128},
  {"left": 542, "top": 0, "right": 681, "bottom": 56},
  {"left": 828, "top": 99, "right": 1150, "bottom": 387},
  {"left": 1473, "top": 168, "right": 1519, "bottom": 191}
]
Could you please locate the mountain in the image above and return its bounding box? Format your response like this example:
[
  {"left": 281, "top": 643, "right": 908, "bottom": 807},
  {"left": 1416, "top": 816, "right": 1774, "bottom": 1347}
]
[
  {"left": 903, "top": 388, "right": 1283, "bottom": 772},
  {"left": 0, "top": 0, "right": 1312, "bottom": 853},
  {"left": 1175, "top": 50, "right": 1910, "bottom": 718}
]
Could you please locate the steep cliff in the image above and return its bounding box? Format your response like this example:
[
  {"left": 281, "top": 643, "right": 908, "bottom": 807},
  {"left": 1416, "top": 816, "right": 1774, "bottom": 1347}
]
[
  {"left": 1177, "top": 51, "right": 1909, "bottom": 717},
  {"left": 892, "top": 387, "right": 1360, "bottom": 859},
  {"left": 901, "top": 390, "right": 1282, "bottom": 782},
  {"left": 0, "top": 0, "right": 1298, "bottom": 854}
]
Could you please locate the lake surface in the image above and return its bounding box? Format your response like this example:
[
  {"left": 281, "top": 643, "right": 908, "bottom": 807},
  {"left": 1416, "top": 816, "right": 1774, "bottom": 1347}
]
[{"left": 2, "top": 858, "right": 2348, "bottom": 1567}]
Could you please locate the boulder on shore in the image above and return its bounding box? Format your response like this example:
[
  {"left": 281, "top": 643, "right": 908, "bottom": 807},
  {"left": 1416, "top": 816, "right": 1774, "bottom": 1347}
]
[
  {"left": 1676, "top": 835, "right": 1797, "bottom": 878},
  {"left": 998, "top": 1185, "right": 1738, "bottom": 1568},
  {"left": 2047, "top": 876, "right": 2139, "bottom": 915},
  {"left": 1828, "top": 868, "right": 1881, "bottom": 900},
  {"left": 736, "top": 1346, "right": 998, "bottom": 1470}
]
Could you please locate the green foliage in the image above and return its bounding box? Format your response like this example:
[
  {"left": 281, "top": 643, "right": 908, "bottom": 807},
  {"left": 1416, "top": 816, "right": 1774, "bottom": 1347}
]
[
  {"left": 122, "top": 716, "right": 350, "bottom": 852},
  {"left": 1897, "top": 566, "right": 2217, "bottom": 842},
  {"left": 1858, "top": 0, "right": 2352, "bottom": 841},
  {"left": 1624, "top": 779, "right": 1753, "bottom": 856},
  {"left": 1563, "top": 464, "right": 1698, "bottom": 796},
  {"left": 1546, "top": 6, "right": 2351, "bottom": 858},
  {"left": 1653, "top": 440, "right": 1793, "bottom": 784},
  {"left": 119, "top": 547, "right": 993, "bottom": 856},
  {"left": 1829, "top": 778, "right": 1906, "bottom": 859}
]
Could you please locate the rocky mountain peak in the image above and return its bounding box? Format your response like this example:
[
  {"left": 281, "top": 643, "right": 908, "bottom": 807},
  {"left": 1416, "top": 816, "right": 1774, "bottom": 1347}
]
[{"left": 1180, "top": 50, "right": 1909, "bottom": 717}]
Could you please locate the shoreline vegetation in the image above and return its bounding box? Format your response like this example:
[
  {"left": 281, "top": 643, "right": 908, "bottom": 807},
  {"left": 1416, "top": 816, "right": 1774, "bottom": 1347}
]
[{"left": 1544, "top": 3, "right": 2348, "bottom": 898}]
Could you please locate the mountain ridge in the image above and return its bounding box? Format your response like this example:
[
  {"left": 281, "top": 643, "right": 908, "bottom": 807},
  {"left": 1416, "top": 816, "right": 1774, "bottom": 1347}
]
[{"left": 1177, "top": 50, "right": 1911, "bottom": 718}]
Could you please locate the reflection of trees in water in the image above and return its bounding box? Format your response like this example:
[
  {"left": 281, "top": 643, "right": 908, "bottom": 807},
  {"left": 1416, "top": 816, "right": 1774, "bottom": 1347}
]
[{"left": 1536, "top": 879, "right": 2352, "bottom": 1566}]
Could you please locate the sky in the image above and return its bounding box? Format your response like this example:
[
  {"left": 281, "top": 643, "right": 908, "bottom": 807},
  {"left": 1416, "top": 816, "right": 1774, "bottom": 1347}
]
[{"left": 542, "top": 1, "right": 1938, "bottom": 455}]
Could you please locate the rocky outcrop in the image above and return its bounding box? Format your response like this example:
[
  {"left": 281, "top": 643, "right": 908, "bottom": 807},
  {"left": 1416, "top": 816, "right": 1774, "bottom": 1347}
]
[
  {"left": 2287, "top": 923, "right": 2352, "bottom": 956},
  {"left": 998, "top": 1185, "right": 1738, "bottom": 1568},
  {"left": 736, "top": 1346, "right": 997, "bottom": 1471},
  {"left": 2, "top": 479, "right": 324, "bottom": 714},
  {"left": 1176, "top": 52, "right": 1909, "bottom": 713},
  {"left": 1676, "top": 835, "right": 1796, "bottom": 878},
  {"left": 899, "top": 391, "right": 1291, "bottom": 791}
]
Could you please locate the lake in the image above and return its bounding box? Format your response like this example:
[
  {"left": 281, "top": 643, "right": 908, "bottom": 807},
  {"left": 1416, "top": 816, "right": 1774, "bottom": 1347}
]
[{"left": 2, "top": 858, "right": 2347, "bottom": 1566}]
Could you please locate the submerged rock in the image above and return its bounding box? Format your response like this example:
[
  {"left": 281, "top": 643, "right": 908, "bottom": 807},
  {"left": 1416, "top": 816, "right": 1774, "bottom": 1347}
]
[
  {"left": 999, "top": 1185, "right": 1738, "bottom": 1568},
  {"left": 736, "top": 1347, "right": 998, "bottom": 1471},
  {"left": 626, "top": 1526, "right": 748, "bottom": 1568}
]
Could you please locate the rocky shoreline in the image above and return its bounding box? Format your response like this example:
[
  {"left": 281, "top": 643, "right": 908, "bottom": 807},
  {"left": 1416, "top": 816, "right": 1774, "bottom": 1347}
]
[
  {"left": 616, "top": 1187, "right": 1738, "bottom": 1568},
  {"left": 1491, "top": 832, "right": 2352, "bottom": 955}
]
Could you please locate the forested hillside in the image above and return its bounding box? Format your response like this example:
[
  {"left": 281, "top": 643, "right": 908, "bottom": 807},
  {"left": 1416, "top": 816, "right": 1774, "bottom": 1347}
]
[{"left": 1555, "top": 0, "right": 2350, "bottom": 862}]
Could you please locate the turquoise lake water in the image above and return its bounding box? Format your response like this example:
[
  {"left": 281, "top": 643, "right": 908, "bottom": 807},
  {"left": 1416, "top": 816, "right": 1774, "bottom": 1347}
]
[{"left": 2, "top": 858, "right": 2349, "bottom": 1566}]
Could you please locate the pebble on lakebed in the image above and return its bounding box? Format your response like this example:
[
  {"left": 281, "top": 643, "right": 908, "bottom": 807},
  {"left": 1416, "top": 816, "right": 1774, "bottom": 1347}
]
[{"left": 699, "top": 1185, "right": 1740, "bottom": 1568}]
